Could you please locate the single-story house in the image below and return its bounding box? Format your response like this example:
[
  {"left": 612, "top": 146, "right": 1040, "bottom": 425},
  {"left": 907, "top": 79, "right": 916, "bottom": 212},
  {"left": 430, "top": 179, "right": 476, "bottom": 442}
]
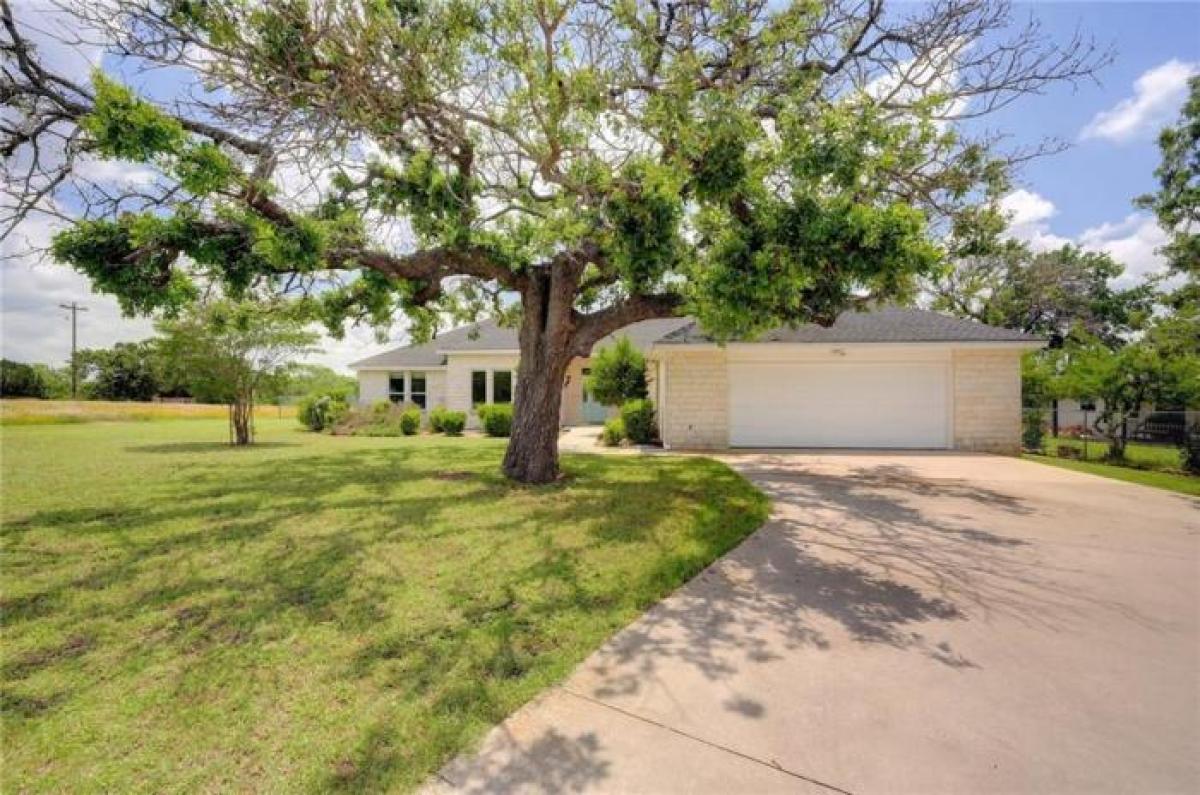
[{"left": 349, "top": 307, "right": 1043, "bottom": 452}]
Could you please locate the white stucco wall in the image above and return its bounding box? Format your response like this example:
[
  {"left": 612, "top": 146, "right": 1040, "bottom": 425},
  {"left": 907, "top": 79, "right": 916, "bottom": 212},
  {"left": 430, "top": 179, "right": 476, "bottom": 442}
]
[
  {"left": 444, "top": 353, "right": 520, "bottom": 428},
  {"left": 355, "top": 369, "right": 447, "bottom": 409}
]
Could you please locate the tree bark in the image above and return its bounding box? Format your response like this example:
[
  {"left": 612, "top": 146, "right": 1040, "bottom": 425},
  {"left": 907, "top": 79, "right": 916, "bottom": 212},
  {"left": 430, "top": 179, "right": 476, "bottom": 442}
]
[
  {"left": 502, "top": 268, "right": 577, "bottom": 484},
  {"left": 230, "top": 394, "right": 253, "bottom": 445}
]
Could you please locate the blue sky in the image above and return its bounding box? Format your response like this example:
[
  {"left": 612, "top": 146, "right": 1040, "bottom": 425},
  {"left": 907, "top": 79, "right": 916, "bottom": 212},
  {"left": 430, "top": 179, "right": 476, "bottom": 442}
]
[
  {"left": 2, "top": 1, "right": 1198, "bottom": 370},
  {"left": 990, "top": 2, "right": 1199, "bottom": 238}
]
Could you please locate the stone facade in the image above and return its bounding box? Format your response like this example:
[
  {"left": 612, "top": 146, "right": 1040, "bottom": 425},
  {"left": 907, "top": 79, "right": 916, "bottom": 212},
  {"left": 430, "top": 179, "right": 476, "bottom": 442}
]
[
  {"left": 951, "top": 348, "right": 1023, "bottom": 453},
  {"left": 658, "top": 348, "right": 729, "bottom": 449},
  {"left": 656, "top": 345, "right": 1025, "bottom": 453}
]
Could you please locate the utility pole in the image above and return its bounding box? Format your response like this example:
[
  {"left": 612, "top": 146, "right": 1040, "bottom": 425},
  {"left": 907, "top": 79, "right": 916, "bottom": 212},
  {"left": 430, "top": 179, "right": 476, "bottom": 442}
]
[{"left": 59, "top": 301, "right": 88, "bottom": 398}]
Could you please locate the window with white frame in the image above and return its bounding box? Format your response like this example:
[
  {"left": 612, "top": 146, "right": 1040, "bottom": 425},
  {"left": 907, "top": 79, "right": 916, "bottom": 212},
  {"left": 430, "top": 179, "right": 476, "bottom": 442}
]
[
  {"left": 388, "top": 374, "right": 405, "bottom": 403},
  {"left": 388, "top": 371, "right": 428, "bottom": 406},
  {"left": 410, "top": 373, "right": 427, "bottom": 408},
  {"left": 470, "top": 369, "right": 516, "bottom": 406}
]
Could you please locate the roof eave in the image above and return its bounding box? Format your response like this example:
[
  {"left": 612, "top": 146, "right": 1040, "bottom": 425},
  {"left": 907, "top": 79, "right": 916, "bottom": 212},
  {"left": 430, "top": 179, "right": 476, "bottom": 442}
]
[{"left": 650, "top": 338, "right": 1046, "bottom": 354}]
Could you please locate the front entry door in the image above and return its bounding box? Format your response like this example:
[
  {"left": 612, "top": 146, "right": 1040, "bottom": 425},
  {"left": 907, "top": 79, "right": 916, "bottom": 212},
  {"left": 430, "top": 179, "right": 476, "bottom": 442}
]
[{"left": 580, "top": 368, "right": 609, "bottom": 424}]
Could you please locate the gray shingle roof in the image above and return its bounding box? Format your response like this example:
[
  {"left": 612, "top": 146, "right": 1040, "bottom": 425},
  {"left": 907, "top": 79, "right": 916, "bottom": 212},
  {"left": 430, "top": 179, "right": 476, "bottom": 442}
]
[
  {"left": 349, "top": 317, "right": 694, "bottom": 369},
  {"left": 351, "top": 309, "right": 1037, "bottom": 368},
  {"left": 657, "top": 307, "right": 1043, "bottom": 345}
]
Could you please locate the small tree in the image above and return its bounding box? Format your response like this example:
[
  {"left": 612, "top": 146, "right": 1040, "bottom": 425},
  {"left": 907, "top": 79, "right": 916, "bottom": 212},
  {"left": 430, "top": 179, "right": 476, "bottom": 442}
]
[
  {"left": 586, "top": 337, "right": 647, "bottom": 407},
  {"left": 157, "top": 301, "right": 317, "bottom": 445},
  {"left": 1056, "top": 319, "right": 1199, "bottom": 462}
]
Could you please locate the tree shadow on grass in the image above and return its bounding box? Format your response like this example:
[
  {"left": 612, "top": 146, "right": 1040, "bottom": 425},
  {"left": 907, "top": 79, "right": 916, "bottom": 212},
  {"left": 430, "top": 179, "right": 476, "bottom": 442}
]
[
  {"left": 1, "top": 443, "right": 760, "bottom": 792},
  {"left": 125, "top": 441, "right": 301, "bottom": 453}
]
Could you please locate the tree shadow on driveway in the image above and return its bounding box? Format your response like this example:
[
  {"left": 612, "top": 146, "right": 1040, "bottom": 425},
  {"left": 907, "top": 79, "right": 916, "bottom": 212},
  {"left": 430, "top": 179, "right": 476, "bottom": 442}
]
[{"left": 578, "top": 456, "right": 1163, "bottom": 716}]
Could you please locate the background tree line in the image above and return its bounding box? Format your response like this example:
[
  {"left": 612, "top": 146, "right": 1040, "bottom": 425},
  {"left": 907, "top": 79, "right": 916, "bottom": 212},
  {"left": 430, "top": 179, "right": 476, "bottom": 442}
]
[{"left": 1, "top": 327, "right": 355, "bottom": 405}]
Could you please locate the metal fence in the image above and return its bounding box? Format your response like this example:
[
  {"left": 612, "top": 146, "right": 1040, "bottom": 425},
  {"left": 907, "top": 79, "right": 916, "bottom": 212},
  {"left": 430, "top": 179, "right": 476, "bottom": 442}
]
[
  {"left": 1022, "top": 407, "right": 1200, "bottom": 469},
  {"left": 1025, "top": 407, "right": 1199, "bottom": 446}
]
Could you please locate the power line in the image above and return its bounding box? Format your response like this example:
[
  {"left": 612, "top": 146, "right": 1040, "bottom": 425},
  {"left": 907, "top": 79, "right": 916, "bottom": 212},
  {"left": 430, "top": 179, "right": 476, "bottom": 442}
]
[{"left": 59, "top": 301, "right": 88, "bottom": 399}]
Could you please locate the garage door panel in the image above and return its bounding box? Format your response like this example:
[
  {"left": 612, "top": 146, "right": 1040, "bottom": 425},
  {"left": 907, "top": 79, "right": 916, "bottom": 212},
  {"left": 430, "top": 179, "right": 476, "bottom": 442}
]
[{"left": 729, "top": 361, "right": 949, "bottom": 448}]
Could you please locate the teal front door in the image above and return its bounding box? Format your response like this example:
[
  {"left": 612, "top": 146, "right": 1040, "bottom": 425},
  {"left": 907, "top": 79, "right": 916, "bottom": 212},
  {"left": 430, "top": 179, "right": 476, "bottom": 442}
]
[{"left": 580, "top": 368, "right": 609, "bottom": 424}]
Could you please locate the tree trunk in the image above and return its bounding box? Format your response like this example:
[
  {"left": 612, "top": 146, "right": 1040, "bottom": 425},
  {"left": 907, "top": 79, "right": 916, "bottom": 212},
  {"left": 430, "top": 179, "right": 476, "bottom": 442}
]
[
  {"left": 230, "top": 395, "right": 253, "bottom": 445},
  {"left": 502, "top": 270, "right": 577, "bottom": 483}
]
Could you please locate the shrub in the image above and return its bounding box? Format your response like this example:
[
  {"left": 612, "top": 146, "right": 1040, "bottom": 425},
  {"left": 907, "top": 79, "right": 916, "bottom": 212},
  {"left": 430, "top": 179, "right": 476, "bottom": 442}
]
[
  {"left": 399, "top": 407, "right": 421, "bottom": 436},
  {"left": 477, "top": 403, "right": 513, "bottom": 437},
  {"left": 297, "top": 390, "right": 350, "bottom": 432},
  {"left": 440, "top": 410, "right": 466, "bottom": 436},
  {"left": 620, "top": 398, "right": 656, "bottom": 444},
  {"left": 1181, "top": 424, "right": 1200, "bottom": 474},
  {"left": 587, "top": 337, "right": 647, "bottom": 406},
  {"left": 428, "top": 405, "right": 449, "bottom": 433},
  {"left": 371, "top": 399, "right": 392, "bottom": 417},
  {"left": 1022, "top": 410, "right": 1045, "bottom": 451},
  {"left": 601, "top": 417, "right": 625, "bottom": 446}
]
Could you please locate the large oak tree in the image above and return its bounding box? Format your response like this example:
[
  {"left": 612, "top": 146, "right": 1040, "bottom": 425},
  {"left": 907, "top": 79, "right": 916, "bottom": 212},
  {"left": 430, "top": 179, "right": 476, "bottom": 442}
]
[{"left": 2, "top": 0, "right": 1104, "bottom": 481}]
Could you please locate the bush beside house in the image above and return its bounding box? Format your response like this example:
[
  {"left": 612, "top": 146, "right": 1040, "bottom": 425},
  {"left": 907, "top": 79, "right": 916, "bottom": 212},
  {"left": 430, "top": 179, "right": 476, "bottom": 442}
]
[{"left": 477, "top": 403, "right": 513, "bottom": 437}]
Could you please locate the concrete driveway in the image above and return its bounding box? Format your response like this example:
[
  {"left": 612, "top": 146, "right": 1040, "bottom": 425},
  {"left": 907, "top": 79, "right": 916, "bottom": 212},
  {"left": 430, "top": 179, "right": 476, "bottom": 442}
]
[{"left": 429, "top": 453, "right": 1200, "bottom": 794}]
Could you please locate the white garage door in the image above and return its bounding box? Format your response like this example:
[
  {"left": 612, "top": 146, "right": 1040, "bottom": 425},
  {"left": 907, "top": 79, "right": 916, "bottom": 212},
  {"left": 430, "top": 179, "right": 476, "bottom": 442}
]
[{"left": 729, "top": 360, "right": 950, "bottom": 448}]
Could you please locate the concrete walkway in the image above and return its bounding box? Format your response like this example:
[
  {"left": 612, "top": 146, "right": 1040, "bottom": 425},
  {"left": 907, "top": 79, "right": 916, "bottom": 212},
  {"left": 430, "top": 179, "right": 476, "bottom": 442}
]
[{"left": 426, "top": 452, "right": 1200, "bottom": 794}]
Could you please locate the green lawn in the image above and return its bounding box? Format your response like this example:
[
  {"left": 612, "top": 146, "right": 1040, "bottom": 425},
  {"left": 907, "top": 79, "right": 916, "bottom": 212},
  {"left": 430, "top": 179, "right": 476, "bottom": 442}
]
[
  {"left": 1023, "top": 453, "right": 1200, "bottom": 496},
  {"left": 1, "top": 419, "right": 768, "bottom": 793},
  {"left": 1040, "top": 435, "right": 1184, "bottom": 471}
]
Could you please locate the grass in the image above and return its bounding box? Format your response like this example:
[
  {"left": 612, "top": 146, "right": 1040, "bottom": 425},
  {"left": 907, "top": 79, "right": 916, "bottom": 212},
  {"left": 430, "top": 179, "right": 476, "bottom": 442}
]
[
  {"left": 1021, "top": 453, "right": 1200, "bottom": 497},
  {"left": 0, "top": 399, "right": 296, "bottom": 426},
  {"left": 0, "top": 419, "right": 767, "bottom": 793},
  {"left": 1039, "top": 435, "right": 1184, "bottom": 471}
]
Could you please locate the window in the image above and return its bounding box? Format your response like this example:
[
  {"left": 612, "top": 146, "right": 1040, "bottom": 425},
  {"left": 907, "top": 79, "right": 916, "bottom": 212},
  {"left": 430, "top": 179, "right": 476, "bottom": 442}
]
[
  {"left": 493, "top": 370, "right": 513, "bottom": 403},
  {"left": 388, "top": 375, "right": 405, "bottom": 404},
  {"left": 472, "top": 370, "right": 487, "bottom": 405},
  {"left": 410, "top": 373, "right": 427, "bottom": 408}
]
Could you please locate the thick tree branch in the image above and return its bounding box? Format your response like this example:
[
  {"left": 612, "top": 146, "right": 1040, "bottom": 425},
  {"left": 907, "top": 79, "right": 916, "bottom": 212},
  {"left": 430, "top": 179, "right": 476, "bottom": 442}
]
[{"left": 572, "top": 292, "right": 684, "bottom": 357}]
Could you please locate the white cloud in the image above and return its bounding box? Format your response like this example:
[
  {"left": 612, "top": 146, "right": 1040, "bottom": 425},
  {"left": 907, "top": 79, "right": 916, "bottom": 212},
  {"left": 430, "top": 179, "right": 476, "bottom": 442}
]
[
  {"left": 997, "top": 189, "right": 1167, "bottom": 287},
  {"left": 999, "top": 189, "right": 1072, "bottom": 252},
  {"left": 1, "top": 216, "right": 157, "bottom": 366},
  {"left": 303, "top": 324, "right": 397, "bottom": 374},
  {"left": 1077, "top": 213, "right": 1170, "bottom": 286},
  {"left": 9, "top": 0, "right": 104, "bottom": 75},
  {"left": 74, "top": 158, "right": 160, "bottom": 188},
  {"left": 1080, "top": 59, "right": 1197, "bottom": 143}
]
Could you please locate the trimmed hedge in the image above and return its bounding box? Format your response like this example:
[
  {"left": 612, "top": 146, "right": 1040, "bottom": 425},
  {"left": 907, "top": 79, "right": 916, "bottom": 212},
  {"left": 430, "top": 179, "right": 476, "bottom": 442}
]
[
  {"left": 399, "top": 407, "right": 421, "bottom": 435},
  {"left": 297, "top": 390, "right": 350, "bottom": 432},
  {"left": 620, "top": 398, "right": 656, "bottom": 444},
  {"left": 601, "top": 417, "right": 625, "bottom": 447},
  {"left": 477, "top": 403, "right": 513, "bottom": 437},
  {"left": 440, "top": 410, "right": 466, "bottom": 436}
]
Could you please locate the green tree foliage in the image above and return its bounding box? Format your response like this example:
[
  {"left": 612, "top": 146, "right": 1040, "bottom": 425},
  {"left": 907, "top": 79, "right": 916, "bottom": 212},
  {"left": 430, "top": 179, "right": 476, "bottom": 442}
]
[
  {"left": 265, "top": 364, "right": 357, "bottom": 405},
  {"left": 76, "top": 341, "right": 164, "bottom": 401},
  {"left": 157, "top": 301, "right": 317, "bottom": 444},
  {"left": 586, "top": 337, "right": 647, "bottom": 407},
  {"left": 0, "top": 360, "right": 49, "bottom": 398},
  {"left": 31, "top": 364, "right": 73, "bottom": 399},
  {"left": 932, "top": 242, "right": 1156, "bottom": 347},
  {"left": 4, "top": 1, "right": 1108, "bottom": 480},
  {"left": 1052, "top": 314, "right": 1199, "bottom": 462},
  {"left": 1136, "top": 75, "right": 1199, "bottom": 307}
]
